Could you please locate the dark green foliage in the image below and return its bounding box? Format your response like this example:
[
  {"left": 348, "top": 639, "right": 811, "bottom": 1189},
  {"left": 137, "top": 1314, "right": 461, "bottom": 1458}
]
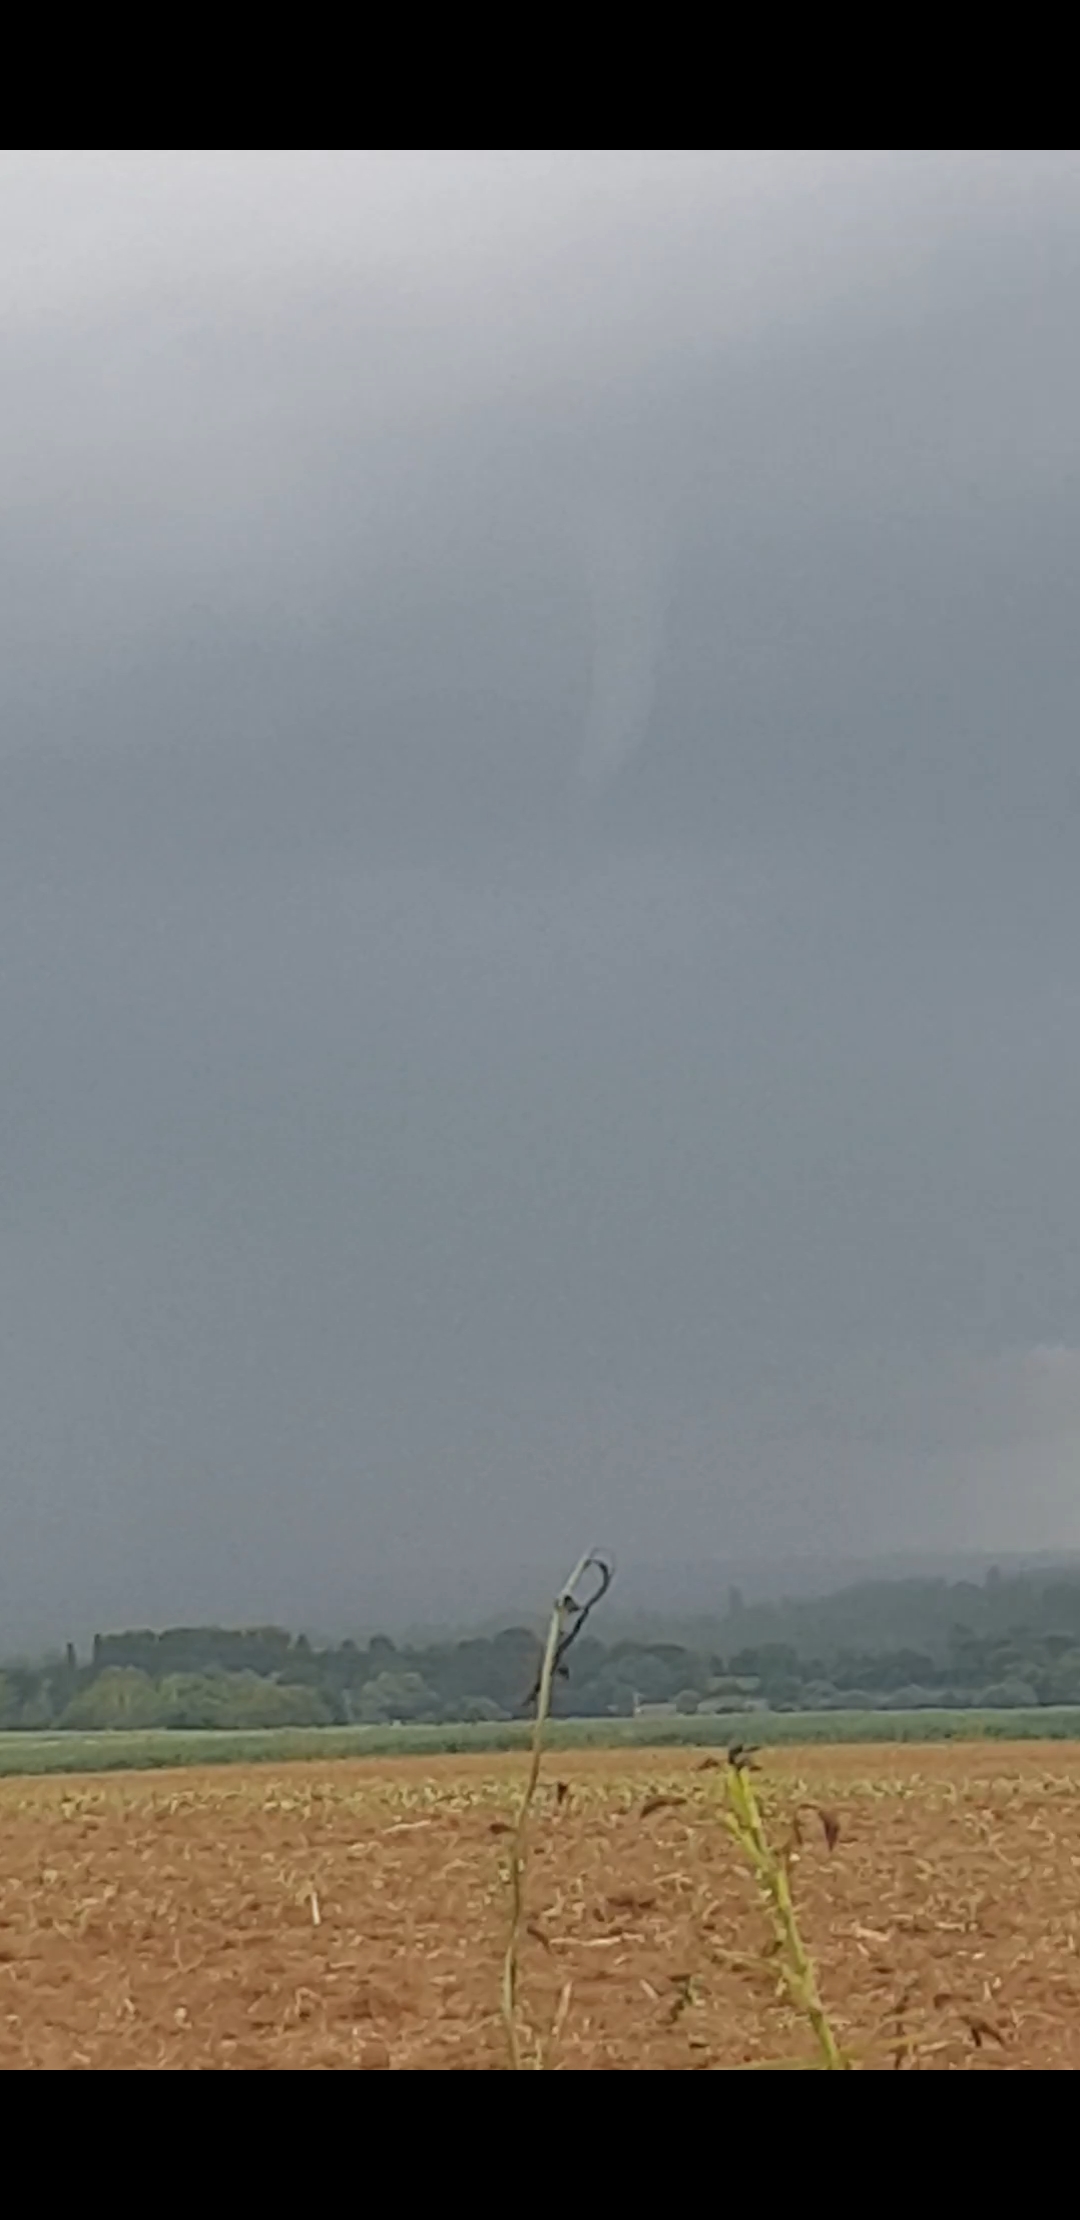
[{"left": 8, "top": 1564, "right": 1080, "bottom": 1732}]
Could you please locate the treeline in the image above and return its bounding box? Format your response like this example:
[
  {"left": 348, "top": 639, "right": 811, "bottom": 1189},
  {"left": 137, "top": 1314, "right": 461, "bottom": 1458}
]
[{"left": 4, "top": 1566, "right": 1080, "bottom": 1729}]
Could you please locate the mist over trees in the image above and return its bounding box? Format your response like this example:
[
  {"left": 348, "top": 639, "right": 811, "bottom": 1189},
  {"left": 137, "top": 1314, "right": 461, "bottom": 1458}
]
[{"left": 4, "top": 1566, "right": 1080, "bottom": 1729}]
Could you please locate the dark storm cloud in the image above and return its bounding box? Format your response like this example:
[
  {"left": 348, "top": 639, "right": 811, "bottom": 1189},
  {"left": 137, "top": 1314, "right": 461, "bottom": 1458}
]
[{"left": 2, "top": 152, "right": 1080, "bottom": 1642}]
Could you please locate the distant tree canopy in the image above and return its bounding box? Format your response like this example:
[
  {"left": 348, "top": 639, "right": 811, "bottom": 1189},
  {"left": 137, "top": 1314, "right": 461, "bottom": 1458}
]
[{"left": 4, "top": 1566, "right": 1080, "bottom": 1729}]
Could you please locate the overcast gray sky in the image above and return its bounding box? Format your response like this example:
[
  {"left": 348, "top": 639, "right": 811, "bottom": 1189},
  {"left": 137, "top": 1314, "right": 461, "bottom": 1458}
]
[{"left": 3, "top": 150, "right": 1080, "bottom": 1641}]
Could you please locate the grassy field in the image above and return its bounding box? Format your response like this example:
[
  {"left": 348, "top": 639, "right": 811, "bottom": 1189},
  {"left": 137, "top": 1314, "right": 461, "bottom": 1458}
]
[{"left": 2, "top": 1705, "right": 1080, "bottom": 1777}]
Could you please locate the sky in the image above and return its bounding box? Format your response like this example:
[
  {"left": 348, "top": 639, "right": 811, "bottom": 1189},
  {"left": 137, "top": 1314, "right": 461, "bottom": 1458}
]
[{"left": 3, "top": 149, "right": 1080, "bottom": 1642}]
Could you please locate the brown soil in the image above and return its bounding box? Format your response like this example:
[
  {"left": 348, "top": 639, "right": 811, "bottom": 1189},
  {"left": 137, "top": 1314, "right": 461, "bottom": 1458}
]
[{"left": 2, "top": 1742, "right": 1079, "bottom": 2068}]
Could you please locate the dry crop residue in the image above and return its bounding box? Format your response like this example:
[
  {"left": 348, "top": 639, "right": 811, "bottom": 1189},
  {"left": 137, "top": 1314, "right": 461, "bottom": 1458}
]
[{"left": 1, "top": 1742, "right": 1079, "bottom": 2068}]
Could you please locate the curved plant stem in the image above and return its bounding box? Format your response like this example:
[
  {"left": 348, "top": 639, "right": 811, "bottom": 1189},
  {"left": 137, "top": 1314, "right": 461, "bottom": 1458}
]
[{"left": 501, "top": 1553, "right": 602, "bottom": 2069}]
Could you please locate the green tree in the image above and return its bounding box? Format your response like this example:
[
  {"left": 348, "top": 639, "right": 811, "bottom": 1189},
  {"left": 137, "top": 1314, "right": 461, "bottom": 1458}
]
[
  {"left": 980, "top": 1678, "right": 1040, "bottom": 1708},
  {"left": 61, "top": 1667, "right": 164, "bottom": 1728},
  {"left": 355, "top": 1671, "right": 439, "bottom": 1723}
]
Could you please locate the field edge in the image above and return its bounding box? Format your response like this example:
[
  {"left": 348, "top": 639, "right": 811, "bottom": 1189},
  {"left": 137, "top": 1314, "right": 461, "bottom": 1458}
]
[{"left": 2, "top": 1704, "right": 1080, "bottom": 1778}]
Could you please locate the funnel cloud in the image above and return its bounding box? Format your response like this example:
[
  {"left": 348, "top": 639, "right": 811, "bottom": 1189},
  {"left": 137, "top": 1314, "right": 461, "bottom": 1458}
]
[
  {"left": 577, "top": 500, "right": 674, "bottom": 789},
  {"left": 2, "top": 151, "right": 1080, "bottom": 1646}
]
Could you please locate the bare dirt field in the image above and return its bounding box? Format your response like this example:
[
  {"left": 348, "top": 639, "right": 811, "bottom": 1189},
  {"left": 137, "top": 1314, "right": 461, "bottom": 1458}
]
[{"left": 1, "top": 1742, "right": 1079, "bottom": 2068}]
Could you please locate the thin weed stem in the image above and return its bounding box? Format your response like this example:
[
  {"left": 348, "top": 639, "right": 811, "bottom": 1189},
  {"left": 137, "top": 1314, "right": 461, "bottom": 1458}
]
[{"left": 500, "top": 1552, "right": 609, "bottom": 2069}]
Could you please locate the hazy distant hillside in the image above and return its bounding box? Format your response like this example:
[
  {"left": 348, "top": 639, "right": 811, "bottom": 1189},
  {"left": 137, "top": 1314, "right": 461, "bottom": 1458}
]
[{"left": 9, "top": 1559, "right": 1080, "bottom": 1730}]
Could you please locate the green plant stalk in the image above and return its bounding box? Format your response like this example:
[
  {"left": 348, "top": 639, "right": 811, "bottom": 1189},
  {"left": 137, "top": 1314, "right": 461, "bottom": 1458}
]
[
  {"left": 725, "top": 1761, "right": 849, "bottom": 2071},
  {"left": 500, "top": 1553, "right": 592, "bottom": 2070}
]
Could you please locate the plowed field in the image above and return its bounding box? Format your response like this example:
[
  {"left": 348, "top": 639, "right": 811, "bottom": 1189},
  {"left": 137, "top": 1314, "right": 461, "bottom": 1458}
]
[{"left": 2, "top": 1743, "right": 1078, "bottom": 2068}]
